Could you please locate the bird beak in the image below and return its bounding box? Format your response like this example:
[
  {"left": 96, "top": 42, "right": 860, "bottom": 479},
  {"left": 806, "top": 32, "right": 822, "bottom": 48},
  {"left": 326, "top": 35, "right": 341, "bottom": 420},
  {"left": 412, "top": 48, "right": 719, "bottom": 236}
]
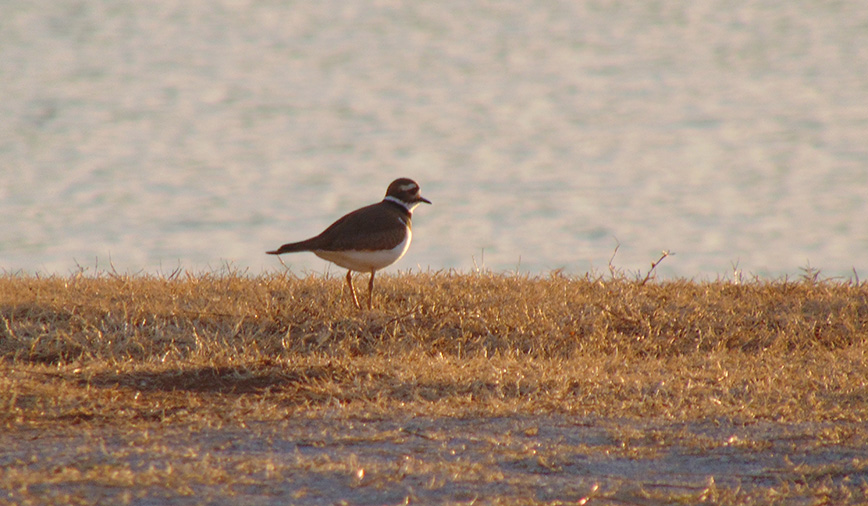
[{"left": 418, "top": 195, "right": 432, "bottom": 205}]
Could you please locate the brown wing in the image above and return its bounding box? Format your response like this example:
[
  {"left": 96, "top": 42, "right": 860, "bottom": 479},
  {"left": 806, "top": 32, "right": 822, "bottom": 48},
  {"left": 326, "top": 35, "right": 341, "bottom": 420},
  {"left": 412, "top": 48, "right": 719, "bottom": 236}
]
[{"left": 314, "top": 202, "right": 411, "bottom": 251}]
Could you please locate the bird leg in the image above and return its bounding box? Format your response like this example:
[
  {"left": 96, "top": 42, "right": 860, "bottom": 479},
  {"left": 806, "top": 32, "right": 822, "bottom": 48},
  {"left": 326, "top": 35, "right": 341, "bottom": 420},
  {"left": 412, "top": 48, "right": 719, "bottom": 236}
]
[
  {"left": 345, "top": 270, "right": 361, "bottom": 309},
  {"left": 367, "top": 271, "right": 376, "bottom": 310}
]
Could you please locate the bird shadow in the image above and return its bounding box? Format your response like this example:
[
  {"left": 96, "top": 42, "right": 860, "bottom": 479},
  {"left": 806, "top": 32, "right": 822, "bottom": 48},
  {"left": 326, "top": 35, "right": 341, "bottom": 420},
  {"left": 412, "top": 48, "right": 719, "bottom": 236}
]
[{"left": 83, "top": 363, "right": 344, "bottom": 395}]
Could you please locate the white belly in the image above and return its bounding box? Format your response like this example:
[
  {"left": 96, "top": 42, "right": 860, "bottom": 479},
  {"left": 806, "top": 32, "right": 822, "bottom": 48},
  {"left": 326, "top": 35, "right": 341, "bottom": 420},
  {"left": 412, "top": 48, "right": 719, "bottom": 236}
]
[{"left": 314, "top": 230, "right": 411, "bottom": 273}]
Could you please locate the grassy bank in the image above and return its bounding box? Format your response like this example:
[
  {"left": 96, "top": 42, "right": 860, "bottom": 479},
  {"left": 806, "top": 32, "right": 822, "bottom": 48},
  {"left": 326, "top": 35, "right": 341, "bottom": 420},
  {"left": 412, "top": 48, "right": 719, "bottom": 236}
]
[
  {"left": 2, "top": 270, "right": 867, "bottom": 426},
  {"left": 3, "top": 270, "right": 868, "bottom": 504}
]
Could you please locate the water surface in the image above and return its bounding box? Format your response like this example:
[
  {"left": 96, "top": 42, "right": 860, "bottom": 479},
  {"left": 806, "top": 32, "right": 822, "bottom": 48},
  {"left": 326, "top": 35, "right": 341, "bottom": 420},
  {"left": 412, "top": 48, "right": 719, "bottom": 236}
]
[{"left": 2, "top": 1, "right": 867, "bottom": 278}]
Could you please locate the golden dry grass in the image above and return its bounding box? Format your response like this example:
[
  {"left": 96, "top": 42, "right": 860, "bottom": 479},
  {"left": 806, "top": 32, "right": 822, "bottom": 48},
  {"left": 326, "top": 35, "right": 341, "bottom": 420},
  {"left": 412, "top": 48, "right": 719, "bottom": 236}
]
[
  {"left": 2, "top": 270, "right": 868, "bottom": 504},
  {"left": 2, "top": 269, "right": 868, "bottom": 423}
]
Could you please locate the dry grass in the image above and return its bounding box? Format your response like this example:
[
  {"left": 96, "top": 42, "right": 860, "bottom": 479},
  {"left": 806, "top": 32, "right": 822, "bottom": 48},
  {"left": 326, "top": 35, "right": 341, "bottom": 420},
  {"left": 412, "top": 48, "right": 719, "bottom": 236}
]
[
  {"left": 2, "top": 269, "right": 868, "bottom": 423},
  {"left": 2, "top": 269, "right": 868, "bottom": 504}
]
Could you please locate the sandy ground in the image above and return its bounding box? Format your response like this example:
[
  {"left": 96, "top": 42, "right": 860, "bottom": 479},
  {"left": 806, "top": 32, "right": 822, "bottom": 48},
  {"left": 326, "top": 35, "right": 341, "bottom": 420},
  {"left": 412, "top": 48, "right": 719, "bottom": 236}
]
[{"left": 3, "top": 414, "right": 867, "bottom": 505}]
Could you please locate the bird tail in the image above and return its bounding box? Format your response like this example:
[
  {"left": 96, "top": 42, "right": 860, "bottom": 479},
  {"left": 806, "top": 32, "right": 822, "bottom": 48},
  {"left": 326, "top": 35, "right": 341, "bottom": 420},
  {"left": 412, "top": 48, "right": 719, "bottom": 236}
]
[{"left": 266, "top": 239, "right": 317, "bottom": 255}]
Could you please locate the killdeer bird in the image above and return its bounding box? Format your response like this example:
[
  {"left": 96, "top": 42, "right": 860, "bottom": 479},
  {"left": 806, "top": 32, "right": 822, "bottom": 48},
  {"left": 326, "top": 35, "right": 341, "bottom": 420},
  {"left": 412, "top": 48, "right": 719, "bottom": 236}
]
[{"left": 267, "top": 178, "right": 431, "bottom": 309}]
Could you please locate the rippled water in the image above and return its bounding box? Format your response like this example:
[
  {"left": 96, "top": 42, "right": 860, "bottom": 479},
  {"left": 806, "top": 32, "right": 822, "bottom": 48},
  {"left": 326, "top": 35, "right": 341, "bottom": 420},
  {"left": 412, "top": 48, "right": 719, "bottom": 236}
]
[{"left": 3, "top": 1, "right": 867, "bottom": 278}]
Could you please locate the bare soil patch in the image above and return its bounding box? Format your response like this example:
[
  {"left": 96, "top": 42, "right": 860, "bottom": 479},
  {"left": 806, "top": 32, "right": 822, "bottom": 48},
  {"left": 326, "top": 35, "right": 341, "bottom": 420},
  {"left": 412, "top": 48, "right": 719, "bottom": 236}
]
[{"left": 3, "top": 415, "right": 867, "bottom": 505}]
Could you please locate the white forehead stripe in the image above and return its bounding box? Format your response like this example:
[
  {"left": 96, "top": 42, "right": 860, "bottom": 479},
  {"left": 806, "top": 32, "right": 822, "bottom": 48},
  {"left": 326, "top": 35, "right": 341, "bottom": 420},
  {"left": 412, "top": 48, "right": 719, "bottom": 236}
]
[{"left": 398, "top": 183, "right": 418, "bottom": 192}]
